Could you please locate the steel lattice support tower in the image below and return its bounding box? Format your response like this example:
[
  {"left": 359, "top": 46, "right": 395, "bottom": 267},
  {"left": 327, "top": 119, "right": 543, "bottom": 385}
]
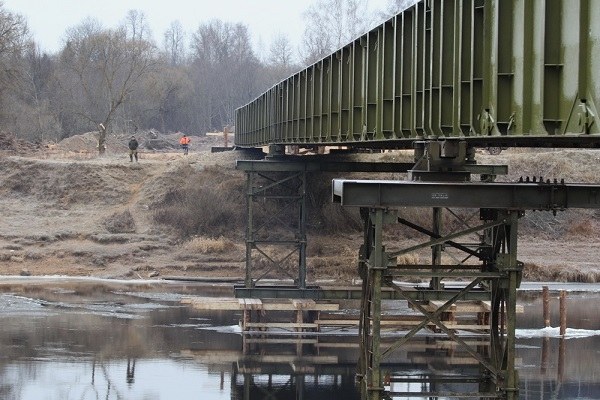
[
  {"left": 333, "top": 139, "right": 600, "bottom": 399},
  {"left": 354, "top": 207, "right": 521, "bottom": 399}
]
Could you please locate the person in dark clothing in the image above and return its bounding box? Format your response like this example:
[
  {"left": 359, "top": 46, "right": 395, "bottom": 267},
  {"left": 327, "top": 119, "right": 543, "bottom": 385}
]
[{"left": 128, "top": 136, "right": 139, "bottom": 162}]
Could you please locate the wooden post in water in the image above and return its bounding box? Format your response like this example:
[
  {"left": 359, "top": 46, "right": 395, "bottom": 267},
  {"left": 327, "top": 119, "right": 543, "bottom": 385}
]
[
  {"left": 542, "top": 286, "right": 550, "bottom": 327},
  {"left": 541, "top": 337, "right": 549, "bottom": 374},
  {"left": 559, "top": 290, "right": 567, "bottom": 336},
  {"left": 558, "top": 337, "right": 566, "bottom": 383}
]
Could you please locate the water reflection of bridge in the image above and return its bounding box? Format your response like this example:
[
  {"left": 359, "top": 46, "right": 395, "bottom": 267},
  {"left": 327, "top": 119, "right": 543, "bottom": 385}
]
[
  {"left": 179, "top": 333, "right": 600, "bottom": 399},
  {"left": 183, "top": 334, "right": 500, "bottom": 399}
]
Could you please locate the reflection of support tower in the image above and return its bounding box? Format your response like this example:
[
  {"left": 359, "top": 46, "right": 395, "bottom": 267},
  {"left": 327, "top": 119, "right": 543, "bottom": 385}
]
[
  {"left": 332, "top": 140, "right": 600, "bottom": 400},
  {"left": 126, "top": 358, "right": 136, "bottom": 384}
]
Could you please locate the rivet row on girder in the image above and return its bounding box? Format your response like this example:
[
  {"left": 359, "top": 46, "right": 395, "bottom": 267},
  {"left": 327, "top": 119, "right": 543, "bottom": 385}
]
[{"left": 518, "top": 176, "right": 565, "bottom": 184}]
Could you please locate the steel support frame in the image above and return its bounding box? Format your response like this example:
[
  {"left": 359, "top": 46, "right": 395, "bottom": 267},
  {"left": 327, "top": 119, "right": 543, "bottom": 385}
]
[
  {"left": 332, "top": 167, "right": 600, "bottom": 399},
  {"left": 243, "top": 167, "right": 308, "bottom": 289},
  {"left": 236, "top": 158, "right": 418, "bottom": 295},
  {"left": 356, "top": 207, "right": 521, "bottom": 400},
  {"left": 236, "top": 159, "right": 508, "bottom": 297}
]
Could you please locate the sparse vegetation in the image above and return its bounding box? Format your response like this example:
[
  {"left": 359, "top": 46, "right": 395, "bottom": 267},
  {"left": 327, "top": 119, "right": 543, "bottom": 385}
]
[
  {"left": 523, "top": 262, "right": 600, "bottom": 283},
  {"left": 184, "top": 236, "right": 235, "bottom": 254},
  {"left": 152, "top": 165, "right": 246, "bottom": 238},
  {"left": 104, "top": 210, "right": 136, "bottom": 234}
]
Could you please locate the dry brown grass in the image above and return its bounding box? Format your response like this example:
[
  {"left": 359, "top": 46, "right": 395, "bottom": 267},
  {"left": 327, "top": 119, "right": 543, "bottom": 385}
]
[
  {"left": 153, "top": 165, "right": 246, "bottom": 237},
  {"left": 523, "top": 262, "right": 600, "bottom": 283},
  {"left": 184, "top": 236, "right": 235, "bottom": 254},
  {"left": 308, "top": 255, "right": 357, "bottom": 280},
  {"left": 397, "top": 253, "right": 421, "bottom": 265}
]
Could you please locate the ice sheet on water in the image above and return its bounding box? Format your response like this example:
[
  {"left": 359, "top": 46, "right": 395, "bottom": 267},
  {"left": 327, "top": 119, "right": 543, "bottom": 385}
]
[
  {"left": 152, "top": 323, "right": 211, "bottom": 328},
  {"left": 0, "top": 294, "right": 147, "bottom": 320},
  {"left": 117, "top": 291, "right": 185, "bottom": 303},
  {"left": 0, "top": 294, "right": 59, "bottom": 317},
  {"left": 519, "top": 282, "right": 600, "bottom": 293},
  {"left": 197, "top": 324, "right": 242, "bottom": 334},
  {"left": 516, "top": 326, "right": 600, "bottom": 339}
]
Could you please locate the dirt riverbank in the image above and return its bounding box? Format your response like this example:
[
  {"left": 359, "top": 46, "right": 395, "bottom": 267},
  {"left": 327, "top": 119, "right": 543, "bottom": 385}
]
[{"left": 1, "top": 132, "right": 599, "bottom": 283}]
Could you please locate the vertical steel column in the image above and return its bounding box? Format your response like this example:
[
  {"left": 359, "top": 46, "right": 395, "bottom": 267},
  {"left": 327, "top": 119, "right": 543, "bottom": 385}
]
[
  {"left": 504, "top": 210, "right": 519, "bottom": 400},
  {"left": 358, "top": 208, "right": 385, "bottom": 400},
  {"left": 487, "top": 209, "right": 520, "bottom": 398},
  {"left": 369, "top": 209, "right": 384, "bottom": 400},
  {"left": 245, "top": 171, "right": 254, "bottom": 288},
  {"left": 430, "top": 207, "right": 443, "bottom": 290},
  {"left": 298, "top": 170, "right": 307, "bottom": 289}
]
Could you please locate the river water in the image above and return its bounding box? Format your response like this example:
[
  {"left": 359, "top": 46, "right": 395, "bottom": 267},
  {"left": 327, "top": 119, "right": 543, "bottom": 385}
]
[{"left": 0, "top": 278, "right": 599, "bottom": 400}]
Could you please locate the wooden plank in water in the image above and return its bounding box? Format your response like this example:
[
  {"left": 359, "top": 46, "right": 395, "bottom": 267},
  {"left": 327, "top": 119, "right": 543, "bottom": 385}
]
[
  {"left": 183, "top": 297, "right": 339, "bottom": 311},
  {"left": 480, "top": 300, "right": 524, "bottom": 313},
  {"left": 315, "top": 342, "right": 360, "bottom": 349},
  {"left": 315, "top": 319, "right": 359, "bottom": 327},
  {"left": 179, "top": 349, "right": 241, "bottom": 363},
  {"left": 417, "top": 300, "right": 524, "bottom": 314},
  {"left": 240, "top": 298, "right": 263, "bottom": 310},
  {"left": 243, "top": 338, "right": 319, "bottom": 345},
  {"left": 260, "top": 301, "right": 338, "bottom": 311},
  {"left": 291, "top": 299, "right": 316, "bottom": 309},
  {"left": 181, "top": 297, "right": 242, "bottom": 310},
  {"left": 408, "top": 355, "right": 481, "bottom": 365},
  {"left": 244, "top": 322, "right": 318, "bottom": 329},
  {"left": 314, "top": 319, "right": 437, "bottom": 328}
]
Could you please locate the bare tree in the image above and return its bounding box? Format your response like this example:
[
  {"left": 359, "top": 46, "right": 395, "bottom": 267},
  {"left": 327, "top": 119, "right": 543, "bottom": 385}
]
[
  {"left": 8, "top": 43, "right": 61, "bottom": 142},
  {"left": 0, "top": 2, "right": 31, "bottom": 134},
  {"left": 163, "top": 20, "right": 186, "bottom": 66},
  {"left": 0, "top": 2, "right": 29, "bottom": 61},
  {"left": 268, "top": 33, "right": 293, "bottom": 70},
  {"left": 124, "top": 9, "right": 151, "bottom": 42},
  {"left": 134, "top": 63, "right": 194, "bottom": 133},
  {"left": 57, "top": 12, "right": 157, "bottom": 153},
  {"left": 300, "top": 0, "right": 372, "bottom": 65},
  {"left": 381, "top": 0, "right": 419, "bottom": 18},
  {"left": 190, "top": 20, "right": 260, "bottom": 132},
  {"left": 266, "top": 33, "right": 296, "bottom": 83}
]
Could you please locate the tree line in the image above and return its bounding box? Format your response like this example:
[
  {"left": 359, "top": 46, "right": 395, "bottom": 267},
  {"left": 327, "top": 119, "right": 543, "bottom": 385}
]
[{"left": 0, "top": 0, "right": 413, "bottom": 143}]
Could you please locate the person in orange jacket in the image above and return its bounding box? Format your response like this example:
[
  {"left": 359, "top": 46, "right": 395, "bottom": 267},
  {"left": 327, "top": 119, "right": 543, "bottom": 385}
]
[{"left": 179, "top": 134, "right": 190, "bottom": 155}]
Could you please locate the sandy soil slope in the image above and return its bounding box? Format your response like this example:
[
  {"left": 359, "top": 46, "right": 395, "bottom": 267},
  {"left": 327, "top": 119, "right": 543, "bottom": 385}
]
[{"left": 0, "top": 132, "right": 599, "bottom": 283}]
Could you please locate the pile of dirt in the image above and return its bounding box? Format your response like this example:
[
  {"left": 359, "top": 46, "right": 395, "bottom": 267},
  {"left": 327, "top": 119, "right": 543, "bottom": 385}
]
[
  {"left": 52, "top": 131, "right": 228, "bottom": 155},
  {"left": 0, "top": 158, "right": 137, "bottom": 206}
]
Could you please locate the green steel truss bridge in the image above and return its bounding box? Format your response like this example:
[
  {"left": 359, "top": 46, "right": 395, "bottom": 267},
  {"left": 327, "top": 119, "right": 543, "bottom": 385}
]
[
  {"left": 236, "top": 0, "right": 598, "bottom": 150},
  {"left": 232, "top": 1, "right": 600, "bottom": 399}
]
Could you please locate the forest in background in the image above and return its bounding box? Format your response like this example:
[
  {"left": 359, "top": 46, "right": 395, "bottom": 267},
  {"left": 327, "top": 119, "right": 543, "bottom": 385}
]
[{"left": 0, "top": 0, "right": 415, "bottom": 143}]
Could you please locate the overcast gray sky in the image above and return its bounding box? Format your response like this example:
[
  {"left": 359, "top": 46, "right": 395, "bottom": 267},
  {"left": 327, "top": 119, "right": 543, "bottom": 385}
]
[{"left": 3, "top": 0, "right": 389, "bottom": 55}]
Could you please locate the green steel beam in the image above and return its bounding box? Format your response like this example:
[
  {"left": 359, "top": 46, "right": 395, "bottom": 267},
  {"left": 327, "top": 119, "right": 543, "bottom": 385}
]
[
  {"left": 333, "top": 179, "right": 600, "bottom": 210},
  {"left": 236, "top": 159, "right": 507, "bottom": 176},
  {"left": 236, "top": 159, "right": 414, "bottom": 173}
]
